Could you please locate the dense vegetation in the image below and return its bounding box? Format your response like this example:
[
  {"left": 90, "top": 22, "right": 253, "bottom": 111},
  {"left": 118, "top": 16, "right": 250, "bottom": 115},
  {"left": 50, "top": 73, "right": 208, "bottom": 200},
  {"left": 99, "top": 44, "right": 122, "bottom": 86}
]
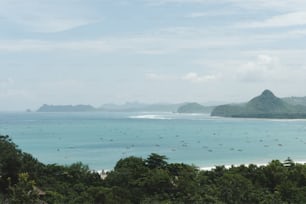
[
  {"left": 211, "top": 90, "right": 306, "bottom": 118},
  {"left": 2, "top": 135, "right": 306, "bottom": 203}
]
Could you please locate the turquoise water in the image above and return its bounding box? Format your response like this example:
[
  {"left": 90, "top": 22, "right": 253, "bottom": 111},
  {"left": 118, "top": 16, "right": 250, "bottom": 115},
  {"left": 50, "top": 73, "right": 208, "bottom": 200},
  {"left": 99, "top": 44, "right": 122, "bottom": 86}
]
[{"left": 0, "top": 112, "right": 306, "bottom": 170}]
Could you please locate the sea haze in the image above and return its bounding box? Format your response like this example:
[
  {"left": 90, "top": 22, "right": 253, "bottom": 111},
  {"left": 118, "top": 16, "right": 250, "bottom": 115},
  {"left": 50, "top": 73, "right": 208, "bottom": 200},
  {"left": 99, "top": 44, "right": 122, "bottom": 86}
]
[{"left": 0, "top": 112, "right": 306, "bottom": 170}]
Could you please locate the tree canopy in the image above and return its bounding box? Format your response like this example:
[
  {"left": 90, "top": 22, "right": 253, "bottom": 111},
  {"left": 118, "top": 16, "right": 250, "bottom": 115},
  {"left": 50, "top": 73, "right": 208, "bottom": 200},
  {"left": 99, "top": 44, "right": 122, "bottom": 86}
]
[{"left": 1, "top": 135, "right": 306, "bottom": 203}]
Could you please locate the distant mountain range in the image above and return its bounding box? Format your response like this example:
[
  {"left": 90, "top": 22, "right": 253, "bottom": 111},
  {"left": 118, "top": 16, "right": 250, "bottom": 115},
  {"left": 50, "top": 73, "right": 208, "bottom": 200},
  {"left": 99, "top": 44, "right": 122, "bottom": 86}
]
[
  {"left": 37, "top": 103, "right": 182, "bottom": 112},
  {"left": 177, "top": 103, "right": 215, "bottom": 114},
  {"left": 36, "top": 91, "right": 306, "bottom": 117},
  {"left": 211, "top": 90, "right": 306, "bottom": 119},
  {"left": 37, "top": 103, "right": 215, "bottom": 113},
  {"left": 37, "top": 104, "right": 96, "bottom": 112}
]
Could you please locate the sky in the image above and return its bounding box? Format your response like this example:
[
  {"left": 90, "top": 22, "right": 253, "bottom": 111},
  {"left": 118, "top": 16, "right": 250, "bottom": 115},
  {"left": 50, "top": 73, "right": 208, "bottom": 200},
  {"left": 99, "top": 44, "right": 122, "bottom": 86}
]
[{"left": 1, "top": 0, "right": 306, "bottom": 110}]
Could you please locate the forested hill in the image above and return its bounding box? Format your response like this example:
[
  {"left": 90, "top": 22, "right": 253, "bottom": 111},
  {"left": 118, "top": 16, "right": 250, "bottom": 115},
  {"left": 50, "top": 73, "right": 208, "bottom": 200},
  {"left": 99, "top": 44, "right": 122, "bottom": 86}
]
[
  {"left": 211, "top": 90, "right": 306, "bottom": 118},
  {"left": 2, "top": 135, "right": 306, "bottom": 203}
]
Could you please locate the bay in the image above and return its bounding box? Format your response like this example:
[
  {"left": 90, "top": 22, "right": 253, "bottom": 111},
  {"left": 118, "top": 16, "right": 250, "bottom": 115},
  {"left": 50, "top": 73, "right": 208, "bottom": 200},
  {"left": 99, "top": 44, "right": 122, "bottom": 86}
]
[{"left": 0, "top": 112, "right": 306, "bottom": 170}]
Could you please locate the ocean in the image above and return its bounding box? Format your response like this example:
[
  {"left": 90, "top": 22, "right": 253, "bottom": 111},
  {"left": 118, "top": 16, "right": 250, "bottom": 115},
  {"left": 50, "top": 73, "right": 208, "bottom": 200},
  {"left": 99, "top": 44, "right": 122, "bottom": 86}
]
[{"left": 0, "top": 112, "right": 306, "bottom": 170}]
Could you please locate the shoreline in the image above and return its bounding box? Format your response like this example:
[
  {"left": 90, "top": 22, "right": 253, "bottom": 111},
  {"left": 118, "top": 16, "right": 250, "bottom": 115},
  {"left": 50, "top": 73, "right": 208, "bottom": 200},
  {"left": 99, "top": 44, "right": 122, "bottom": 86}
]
[
  {"left": 95, "top": 160, "right": 306, "bottom": 174},
  {"left": 199, "top": 160, "right": 306, "bottom": 171}
]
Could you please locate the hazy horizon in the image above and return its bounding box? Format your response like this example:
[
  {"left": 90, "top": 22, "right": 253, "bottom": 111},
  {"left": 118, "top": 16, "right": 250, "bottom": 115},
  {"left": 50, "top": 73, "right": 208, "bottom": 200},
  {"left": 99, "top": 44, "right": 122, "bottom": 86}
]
[
  {"left": 1, "top": 0, "right": 306, "bottom": 111},
  {"left": 3, "top": 89, "right": 305, "bottom": 112}
]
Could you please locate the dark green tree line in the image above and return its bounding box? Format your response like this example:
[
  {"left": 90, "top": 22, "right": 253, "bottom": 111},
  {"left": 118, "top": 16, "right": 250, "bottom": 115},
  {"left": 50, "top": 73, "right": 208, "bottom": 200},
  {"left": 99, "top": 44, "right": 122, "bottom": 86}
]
[{"left": 2, "top": 135, "right": 306, "bottom": 203}]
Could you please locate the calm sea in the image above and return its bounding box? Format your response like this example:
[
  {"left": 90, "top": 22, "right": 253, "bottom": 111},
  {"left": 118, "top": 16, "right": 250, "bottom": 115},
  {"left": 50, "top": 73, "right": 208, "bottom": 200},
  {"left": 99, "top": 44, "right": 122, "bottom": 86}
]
[{"left": 0, "top": 112, "right": 306, "bottom": 170}]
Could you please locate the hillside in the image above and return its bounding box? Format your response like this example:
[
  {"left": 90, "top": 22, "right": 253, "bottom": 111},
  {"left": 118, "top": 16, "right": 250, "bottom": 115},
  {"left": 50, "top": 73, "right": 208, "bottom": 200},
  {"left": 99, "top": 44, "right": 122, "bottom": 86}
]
[
  {"left": 211, "top": 90, "right": 306, "bottom": 118},
  {"left": 177, "top": 103, "right": 214, "bottom": 113},
  {"left": 283, "top": 96, "right": 306, "bottom": 106}
]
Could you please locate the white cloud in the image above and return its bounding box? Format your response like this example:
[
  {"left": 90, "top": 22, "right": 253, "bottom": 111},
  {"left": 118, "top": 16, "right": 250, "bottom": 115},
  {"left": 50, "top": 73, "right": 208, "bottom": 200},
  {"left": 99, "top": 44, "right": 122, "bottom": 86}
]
[
  {"left": 288, "top": 29, "right": 306, "bottom": 36},
  {"left": 147, "top": 0, "right": 306, "bottom": 11},
  {"left": 236, "top": 55, "right": 279, "bottom": 82},
  {"left": 1, "top": 0, "right": 306, "bottom": 109},
  {"left": 1, "top": 24, "right": 306, "bottom": 55},
  {"left": 0, "top": 78, "right": 15, "bottom": 88},
  {"left": 187, "top": 11, "right": 235, "bottom": 18},
  {"left": 145, "top": 73, "right": 176, "bottom": 80},
  {"left": 0, "top": 40, "right": 115, "bottom": 52},
  {"left": 0, "top": 34, "right": 240, "bottom": 53},
  {"left": 193, "top": 51, "right": 306, "bottom": 84},
  {"left": 146, "top": 72, "right": 217, "bottom": 83},
  {"left": 239, "top": 11, "right": 306, "bottom": 28},
  {"left": 182, "top": 72, "right": 217, "bottom": 83},
  {"left": 229, "top": 0, "right": 306, "bottom": 11},
  {"left": 188, "top": 12, "right": 213, "bottom": 18},
  {"left": 22, "top": 19, "right": 97, "bottom": 33},
  {"left": 0, "top": 0, "right": 100, "bottom": 32},
  {"left": 145, "top": 0, "right": 207, "bottom": 5},
  {"left": 0, "top": 89, "right": 29, "bottom": 98},
  {"left": 0, "top": 78, "right": 34, "bottom": 108}
]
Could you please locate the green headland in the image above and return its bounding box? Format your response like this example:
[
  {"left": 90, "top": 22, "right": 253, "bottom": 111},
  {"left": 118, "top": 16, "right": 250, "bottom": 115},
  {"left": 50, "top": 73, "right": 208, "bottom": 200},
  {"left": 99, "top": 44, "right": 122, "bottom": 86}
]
[{"left": 211, "top": 90, "right": 306, "bottom": 119}]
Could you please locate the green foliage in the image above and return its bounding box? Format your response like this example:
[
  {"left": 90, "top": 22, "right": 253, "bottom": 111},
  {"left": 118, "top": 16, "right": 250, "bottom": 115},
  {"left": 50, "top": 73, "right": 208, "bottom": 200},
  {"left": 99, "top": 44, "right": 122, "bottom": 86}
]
[
  {"left": 9, "top": 173, "right": 40, "bottom": 204},
  {"left": 216, "top": 173, "right": 258, "bottom": 204},
  {"left": 0, "top": 135, "right": 22, "bottom": 193},
  {"left": 145, "top": 153, "right": 168, "bottom": 169},
  {"left": 3, "top": 135, "right": 306, "bottom": 203}
]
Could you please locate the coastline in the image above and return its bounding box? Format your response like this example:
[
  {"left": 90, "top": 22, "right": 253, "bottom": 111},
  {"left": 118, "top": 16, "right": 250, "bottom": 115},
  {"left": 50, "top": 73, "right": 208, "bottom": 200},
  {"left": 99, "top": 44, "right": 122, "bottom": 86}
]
[
  {"left": 199, "top": 160, "right": 306, "bottom": 171},
  {"left": 95, "top": 160, "right": 306, "bottom": 174}
]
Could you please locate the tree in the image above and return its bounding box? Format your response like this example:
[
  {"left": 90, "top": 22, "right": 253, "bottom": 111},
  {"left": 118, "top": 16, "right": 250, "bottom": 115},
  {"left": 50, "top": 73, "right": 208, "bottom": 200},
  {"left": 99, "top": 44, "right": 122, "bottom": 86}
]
[
  {"left": 0, "top": 135, "right": 22, "bottom": 193},
  {"left": 261, "top": 160, "right": 287, "bottom": 190},
  {"left": 167, "top": 163, "right": 200, "bottom": 202},
  {"left": 145, "top": 153, "right": 168, "bottom": 169},
  {"left": 216, "top": 173, "right": 258, "bottom": 204},
  {"left": 9, "top": 173, "right": 40, "bottom": 204},
  {"left": 105, "top": 156, "right": 148, "bottom": 203}
]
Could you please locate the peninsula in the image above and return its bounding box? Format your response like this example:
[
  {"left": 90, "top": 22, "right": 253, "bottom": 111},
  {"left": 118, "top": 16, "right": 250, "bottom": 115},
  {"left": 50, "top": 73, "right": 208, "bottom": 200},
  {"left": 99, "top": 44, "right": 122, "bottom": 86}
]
[{"left": 211, "top": 90, "right": 306, "bottom": 119}]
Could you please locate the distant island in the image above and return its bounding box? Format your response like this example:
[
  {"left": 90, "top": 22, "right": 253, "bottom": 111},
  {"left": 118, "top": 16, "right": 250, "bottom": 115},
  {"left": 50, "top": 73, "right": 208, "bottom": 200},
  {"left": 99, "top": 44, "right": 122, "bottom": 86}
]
[
  {"left": 37, "top": 103, "right": 183, "bottom": 112},
  {"left": 211, "top": 90, "right": 306, "bottom": 119},
  {"left": 36, "top": 91, "right": 306, "bottom": 116},
  {"left": 37, "top": 104, "right": 96, "bottom": 112},
  {"left": 177, "top": 103, "right": 214, "bottom": 114}
]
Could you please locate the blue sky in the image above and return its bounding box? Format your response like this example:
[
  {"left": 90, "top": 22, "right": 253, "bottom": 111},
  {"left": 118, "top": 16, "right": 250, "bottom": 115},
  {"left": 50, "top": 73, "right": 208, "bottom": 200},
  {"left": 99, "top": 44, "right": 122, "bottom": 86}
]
[{"left": 1, "top": 0, "right": 306, "bottom": 110}]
